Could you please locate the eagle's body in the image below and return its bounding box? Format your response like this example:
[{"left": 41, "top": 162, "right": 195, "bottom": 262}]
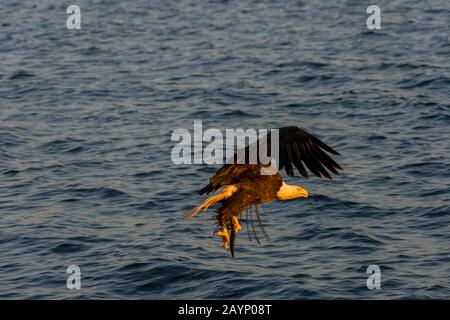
[{"left": 184, "top": 126, "right": 342, "bottom": 257}]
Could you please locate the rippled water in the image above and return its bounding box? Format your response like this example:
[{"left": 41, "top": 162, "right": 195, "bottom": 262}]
[{"left": 1, "top": 0, "right": 449, "bottom": 299}]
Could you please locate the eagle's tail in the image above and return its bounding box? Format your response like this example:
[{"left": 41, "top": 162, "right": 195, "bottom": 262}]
[{"left": 183, "top": 185, "right": 238, "bottom": 218}]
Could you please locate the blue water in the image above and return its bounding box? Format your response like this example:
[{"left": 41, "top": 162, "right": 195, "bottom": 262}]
[{"left": 0, "top": 0, "right": 449, "bottom": 299}]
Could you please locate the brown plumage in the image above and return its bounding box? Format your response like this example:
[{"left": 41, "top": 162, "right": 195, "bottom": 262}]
[{"left": 184, "top": 126, "right": 342, "bottom": 257}]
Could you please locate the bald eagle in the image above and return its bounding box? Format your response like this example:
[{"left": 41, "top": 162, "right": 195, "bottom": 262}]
[{"left": 184, "top": 126, "right": 342, "bottom": 257}]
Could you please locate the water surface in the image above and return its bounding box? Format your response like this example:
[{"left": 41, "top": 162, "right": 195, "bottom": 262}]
[{"left": 0, "top": 0, "right": 449, "bottom": 299}]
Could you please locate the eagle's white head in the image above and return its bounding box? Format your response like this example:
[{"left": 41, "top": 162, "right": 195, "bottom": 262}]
[{"left": 276, "top": 182, "right": 309, "bottom": 200}]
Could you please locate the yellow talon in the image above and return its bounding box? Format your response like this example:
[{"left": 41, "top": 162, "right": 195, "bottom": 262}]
[
  {"left": 214, "top": 226, "right": 230, "bottom": 250},
  {"left": 213, "top": 218, "right": 240, "bottom": 253},
  {"left": 232, "top": 216, "right": 241, "bottom": 233}
]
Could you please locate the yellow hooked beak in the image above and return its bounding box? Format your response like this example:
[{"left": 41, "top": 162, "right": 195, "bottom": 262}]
[
  {"left": 277, "top": 182, "right": 309, "bottom": 200},
  {"left": 298, "top": 187, "right": 309, "bottom": 199}
]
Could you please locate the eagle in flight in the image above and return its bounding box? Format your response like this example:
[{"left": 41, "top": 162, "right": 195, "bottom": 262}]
[{"left": 183, "top": 126, "right": 342, "bottom": 257}]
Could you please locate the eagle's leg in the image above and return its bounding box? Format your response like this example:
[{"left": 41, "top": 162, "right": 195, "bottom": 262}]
[
  {"left": 229, "top": 216, "right": 241, "bottom": 258},
  {"left": 213, "top": 216, "right": 240, "bottom": 253},
  {"left": 231, "top": 216, "right": 241, "bottom": 233},
  {"left": 214, "top": 225, "right": 230, "bottom": 250}
]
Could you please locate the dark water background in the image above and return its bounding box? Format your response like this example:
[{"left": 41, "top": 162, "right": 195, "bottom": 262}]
[{"left": 0, "top": 0, "right": 449, "bottom": 299}]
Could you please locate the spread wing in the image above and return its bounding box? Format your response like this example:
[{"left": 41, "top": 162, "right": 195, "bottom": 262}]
[
  {"left": 199, "top": 126, "right": 342, "bottom": 194},
  {"left": 273, "top": 126, "right": 342, "bottom": 179}
]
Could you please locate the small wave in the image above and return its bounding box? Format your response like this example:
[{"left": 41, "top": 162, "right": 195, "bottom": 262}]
[
  {"left": 9, "top": 70, "right": 35, "bottom": 80},
  {"left": 38, "top": 139, "right": 85, "bottom": 154},
  {"left": 218, "top": 110, "right": 254, "bottom": 117},
  {"left": 51, "top": 243, "right": 88, "bottom": 254},
  {"left": 399, "top": 77, "right": 450, "bottom": 89},
  {"left": 367, "top": 135, "right": 387, "bottom": 141},
  {"left": 132, "top": 200, "right": 157, "bottom": 210},
  {"left": 378, "top": 62, "right": 441, "bottom": 70},
  {"left": 419, "top": 113, "right": 450, "bottom": 122},
  {"left": 65, "top": 146, "right": 84, "bottom": 154},
  {"left": 281, "top": 102, "right": 305, "bottom": 108},
  {"left": 80, "top": 46, "right": 104, "bottom": 55},
  {"left": 340, "top": 231, "right": 384, "bottom": 245},
  {"left": 419, "top": 205, "right": 450, "bottom": 217},
  {"left": 0, "top": 130, "right": 27, "bottom": 147},
  {"left": 134, "top": 170, "right": 163, "bottom": 178},
  {"left": 2, "top": 169, "right": 20, "bottom": 177},
  {"left": 355, "top": 30, "right": 392, "bottom": 38},
  {"left": 275, "top": 60, "right": 329, "bottom": 69},
  {"left": 188, "top": 110, "right": 214, "bottom": 117},
  {"left": 73, "top": 187, "right": 130, "bottom": 199}
]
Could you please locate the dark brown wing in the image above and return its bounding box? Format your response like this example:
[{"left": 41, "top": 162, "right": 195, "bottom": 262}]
[
  {"left": 273, "top": 126, "right": 342, "bottom": 179},
  {"left": 199, "top": 164, "right": 264, "bottom": 195},
  {"left": 199, "top": 126, "right": 342, "bottom": 194},
  {"left": 233, "top": 126, "right": 342, "bottom": 179}
]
